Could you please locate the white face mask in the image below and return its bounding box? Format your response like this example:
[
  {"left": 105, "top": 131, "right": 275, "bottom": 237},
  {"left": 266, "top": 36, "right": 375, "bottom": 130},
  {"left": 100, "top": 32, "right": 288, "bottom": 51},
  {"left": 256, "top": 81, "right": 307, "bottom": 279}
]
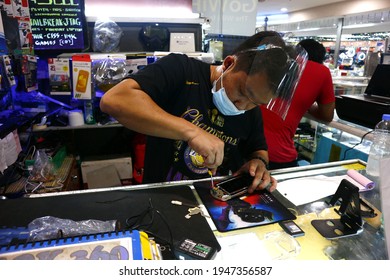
[{"left": 211, "top": 73, "right": 245, "bottom": 116}]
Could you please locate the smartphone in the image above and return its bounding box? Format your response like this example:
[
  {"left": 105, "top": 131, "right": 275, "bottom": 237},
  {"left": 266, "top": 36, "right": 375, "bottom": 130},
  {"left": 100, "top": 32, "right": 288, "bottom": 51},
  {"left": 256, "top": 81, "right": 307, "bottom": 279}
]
[
  {"left": 210, "top": 174, "right": 254, "bottom": 201},
  {"left": 279, "top": 220, "right": 305, "bottom": 237}
]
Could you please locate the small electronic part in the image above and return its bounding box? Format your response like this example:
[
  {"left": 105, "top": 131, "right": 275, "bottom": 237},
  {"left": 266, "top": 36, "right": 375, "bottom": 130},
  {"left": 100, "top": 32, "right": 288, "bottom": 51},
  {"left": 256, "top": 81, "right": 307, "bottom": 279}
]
[
  {"left": 279, "top": 220, "right": 305, "bottom": 237},
  {"left": 174, "top": 238, "right": 217, "bottom": 260}
]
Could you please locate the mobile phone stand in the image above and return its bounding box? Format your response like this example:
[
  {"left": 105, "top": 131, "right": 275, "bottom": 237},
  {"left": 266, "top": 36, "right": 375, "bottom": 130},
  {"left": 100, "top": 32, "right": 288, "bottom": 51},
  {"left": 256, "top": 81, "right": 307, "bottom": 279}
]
[{"left": 311, "top": 179, "right": 363, "bottom": 239}]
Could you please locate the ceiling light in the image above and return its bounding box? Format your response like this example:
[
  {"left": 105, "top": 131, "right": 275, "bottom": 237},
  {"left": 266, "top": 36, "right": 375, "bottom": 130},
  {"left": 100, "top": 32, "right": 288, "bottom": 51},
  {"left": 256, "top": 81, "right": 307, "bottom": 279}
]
[
  {"left": 281, "top": 8, "right": 288, "bottom": 13},
  {"left": 343, "top": 23, "right": 376, "bottom": 29}
]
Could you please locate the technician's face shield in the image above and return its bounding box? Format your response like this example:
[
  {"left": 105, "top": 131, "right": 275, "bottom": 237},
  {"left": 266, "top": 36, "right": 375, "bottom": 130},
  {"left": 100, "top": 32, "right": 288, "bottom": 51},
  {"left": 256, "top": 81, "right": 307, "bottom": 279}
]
[
  {"left": 267, "top": 45, "right": 308, "bottom": 120},
  {"left": 238, "top": 44, "right": 308, "bottom": 120}
]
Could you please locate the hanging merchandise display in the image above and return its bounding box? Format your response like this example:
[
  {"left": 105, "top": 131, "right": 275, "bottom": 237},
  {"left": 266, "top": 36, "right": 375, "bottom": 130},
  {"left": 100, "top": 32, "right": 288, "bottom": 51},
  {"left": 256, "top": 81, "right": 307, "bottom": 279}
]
[
  {"left": 93, "top": 55, "right": 127, "bottom": 94},
  {"left": 47, "top": 58, "right": 71, "bottom": 95},
  {"left": 92, "top": 19, "right": 123, "bottom": 53},
  {"left": 72, "top": 54, "right": 92, "bottom": 100}
]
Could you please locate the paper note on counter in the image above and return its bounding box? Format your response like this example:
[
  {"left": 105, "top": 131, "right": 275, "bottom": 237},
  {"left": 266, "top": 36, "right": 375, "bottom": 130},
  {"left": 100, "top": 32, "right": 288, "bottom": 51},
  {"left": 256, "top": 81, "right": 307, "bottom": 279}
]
[
  {"left": 215, "top": 233, "right": 272, "bottom": 260},
  {"left": 277, "top": 171, "right": 375, "bottom": 206}
]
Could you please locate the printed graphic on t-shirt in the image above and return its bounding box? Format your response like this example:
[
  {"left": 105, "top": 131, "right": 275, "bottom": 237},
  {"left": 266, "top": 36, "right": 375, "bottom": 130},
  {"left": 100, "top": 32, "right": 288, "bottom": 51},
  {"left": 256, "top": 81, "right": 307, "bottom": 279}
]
[
  {"left": 184, "top": 147, "right": 208, "bottom": 174},
  {"left": 167, "top": 106, "right": 240, "bottom": 181}
]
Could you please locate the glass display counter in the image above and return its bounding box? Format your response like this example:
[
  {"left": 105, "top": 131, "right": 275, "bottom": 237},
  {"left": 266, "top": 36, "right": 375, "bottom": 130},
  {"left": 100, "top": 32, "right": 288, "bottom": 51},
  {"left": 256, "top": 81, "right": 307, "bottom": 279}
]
[
  {"left": 12, "top": 159, "right": 385, "bottom": 260},
  {"left": 332, "top": 76, "right": 369, "bottom": 95},
  {"left": 208, "top": 159, "right": 386, "bottom": 260},
  {"left": 268, "top": 159, "right": 386, "bottom": 260}
]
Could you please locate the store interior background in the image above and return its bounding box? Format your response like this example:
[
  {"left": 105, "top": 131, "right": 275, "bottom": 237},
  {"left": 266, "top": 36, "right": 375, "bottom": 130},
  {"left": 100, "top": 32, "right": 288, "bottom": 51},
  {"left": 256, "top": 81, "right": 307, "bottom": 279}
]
[
  {"left": 0, "top": 0, "right": 390, "bottom": 192},
  {"left": 84, "top": 0, "right": 390, "bottom": 73}
]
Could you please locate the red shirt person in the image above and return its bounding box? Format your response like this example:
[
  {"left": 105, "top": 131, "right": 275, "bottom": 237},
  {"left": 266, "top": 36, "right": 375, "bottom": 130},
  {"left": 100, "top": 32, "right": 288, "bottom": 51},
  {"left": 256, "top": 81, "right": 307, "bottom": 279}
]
[{"left": 261, "top": 39, "right": 335, "bottom": 169}]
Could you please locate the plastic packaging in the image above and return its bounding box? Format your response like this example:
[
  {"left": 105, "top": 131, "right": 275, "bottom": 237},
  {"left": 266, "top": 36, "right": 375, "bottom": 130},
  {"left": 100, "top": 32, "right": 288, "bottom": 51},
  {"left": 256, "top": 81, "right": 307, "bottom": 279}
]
[
  {"left": 262, "top": 230, "right": 301, "bottom": 260},
  {"left": 92, "top": 19, "right": 123, "bottom": 53},
  {"left": 29, "top": 149, "right": 56, "bottom": 182},
  {"left": 93, "top": 56, "right": 127, "bottom": 93},
  {"left": 27, "top": 216, "right": 118, "bottom": 242},
  {"left": 366, "top": 114, "right": 390, "bottom": 177}
]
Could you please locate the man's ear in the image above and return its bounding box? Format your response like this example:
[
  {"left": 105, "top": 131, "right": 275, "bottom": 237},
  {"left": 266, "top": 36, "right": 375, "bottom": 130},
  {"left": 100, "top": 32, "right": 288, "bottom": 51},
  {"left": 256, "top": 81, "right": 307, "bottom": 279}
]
[{"left": 222, "top": 55, "right": 236, "bottom": 71}]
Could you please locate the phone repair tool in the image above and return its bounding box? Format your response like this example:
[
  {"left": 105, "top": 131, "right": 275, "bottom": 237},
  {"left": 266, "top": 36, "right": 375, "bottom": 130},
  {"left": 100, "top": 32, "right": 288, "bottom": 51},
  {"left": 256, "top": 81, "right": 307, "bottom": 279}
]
[{"left": 208, "top": 169, "right": 214, "bottom": 188}]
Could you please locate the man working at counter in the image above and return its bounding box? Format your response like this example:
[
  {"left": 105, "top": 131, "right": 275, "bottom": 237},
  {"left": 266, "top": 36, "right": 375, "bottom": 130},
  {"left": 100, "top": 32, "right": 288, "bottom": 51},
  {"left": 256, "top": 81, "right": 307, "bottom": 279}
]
[
  {"left": 100, "top": 31, "right": 306, "bottom": 193},
  {"left": 260, "top": 39, "right": 335, "bottom": 169}
]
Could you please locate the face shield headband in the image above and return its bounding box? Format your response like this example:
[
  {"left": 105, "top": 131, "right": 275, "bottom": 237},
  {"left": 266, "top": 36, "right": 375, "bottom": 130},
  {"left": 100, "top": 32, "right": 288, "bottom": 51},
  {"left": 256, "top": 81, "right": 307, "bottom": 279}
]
[{"left": 239, "top": 44, "right": 308, "bottom": 120}]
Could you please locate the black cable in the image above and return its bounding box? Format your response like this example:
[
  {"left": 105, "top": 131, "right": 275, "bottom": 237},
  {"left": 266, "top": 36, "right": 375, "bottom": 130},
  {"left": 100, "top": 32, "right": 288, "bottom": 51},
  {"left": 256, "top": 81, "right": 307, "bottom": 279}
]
[
  {"left": 341, "top": 130, "right": 373, "bottom": 160},
  {"left": 95, "top": 196, "right": 175, "bottom": 256},
  {"left": 126, "top": 206, "right": 155, "bottom": 231},
  {"left": 152, "top": 208, "right": 174, "bottom": 249},
  {"left": 124, "top": 198, "right": 176, "bottom": 259}
]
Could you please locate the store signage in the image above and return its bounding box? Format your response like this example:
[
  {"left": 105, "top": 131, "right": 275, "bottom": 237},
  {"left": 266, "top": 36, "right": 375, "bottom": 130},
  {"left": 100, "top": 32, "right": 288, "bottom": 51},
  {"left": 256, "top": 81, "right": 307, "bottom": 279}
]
[
  {"left": 192, "top": 0, "right": 257, "bottom": 36},
  {"left": 28, "top": 0, "right": 86, "bottom": 50}
]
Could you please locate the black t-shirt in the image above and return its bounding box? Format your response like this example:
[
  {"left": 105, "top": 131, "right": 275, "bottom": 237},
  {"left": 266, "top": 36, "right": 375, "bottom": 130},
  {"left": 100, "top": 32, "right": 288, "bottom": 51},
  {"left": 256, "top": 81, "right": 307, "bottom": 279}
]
[{"left": 129, "top": 53, "right": 267, "bottom": 183}]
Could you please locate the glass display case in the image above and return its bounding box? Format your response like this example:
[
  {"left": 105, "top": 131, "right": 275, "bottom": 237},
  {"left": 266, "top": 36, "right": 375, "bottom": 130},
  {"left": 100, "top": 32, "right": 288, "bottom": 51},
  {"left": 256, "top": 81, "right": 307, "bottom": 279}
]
[
  {"left": 332, "top": 75, "right": 369, "bottom": 95},
  {"left": 295, "top": 116, "right": 373, "bottom": 164}
]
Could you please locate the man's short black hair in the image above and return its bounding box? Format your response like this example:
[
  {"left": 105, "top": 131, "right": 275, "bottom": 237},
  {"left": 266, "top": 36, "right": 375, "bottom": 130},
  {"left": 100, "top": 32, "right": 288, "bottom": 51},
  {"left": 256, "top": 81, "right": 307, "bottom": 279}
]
[
  {"left": 298, "top": 39, "right": 326, "bottom": 64},
  {"left": 231, "top": 31, "right": 295, "bottom": 94},
  {"left": 232, "top": 31, "right": 286, "bottom": 54}
]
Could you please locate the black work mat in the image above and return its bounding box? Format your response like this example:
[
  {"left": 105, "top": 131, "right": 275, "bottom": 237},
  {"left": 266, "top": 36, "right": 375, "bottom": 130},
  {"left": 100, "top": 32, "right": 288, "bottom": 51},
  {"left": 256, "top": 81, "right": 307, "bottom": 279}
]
[
  {"left": 0, "top": 185, "right": 220, "bottom": 253},
  {"left": 194, "top": 181, "right": 296, "bottom": 232}
]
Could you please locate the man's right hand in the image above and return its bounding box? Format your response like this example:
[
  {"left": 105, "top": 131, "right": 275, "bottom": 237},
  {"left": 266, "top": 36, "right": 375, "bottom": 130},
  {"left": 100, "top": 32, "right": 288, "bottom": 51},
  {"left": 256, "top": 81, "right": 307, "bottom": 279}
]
[{"left": 187, "top": 129, "right": 224, "bottom": 170}]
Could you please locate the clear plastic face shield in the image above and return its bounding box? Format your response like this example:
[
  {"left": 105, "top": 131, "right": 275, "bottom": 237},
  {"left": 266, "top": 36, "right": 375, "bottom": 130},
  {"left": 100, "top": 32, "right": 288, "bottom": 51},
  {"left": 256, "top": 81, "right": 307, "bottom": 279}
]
[{"left": 237, "top": 44, "right": 308, "bottom": 120}]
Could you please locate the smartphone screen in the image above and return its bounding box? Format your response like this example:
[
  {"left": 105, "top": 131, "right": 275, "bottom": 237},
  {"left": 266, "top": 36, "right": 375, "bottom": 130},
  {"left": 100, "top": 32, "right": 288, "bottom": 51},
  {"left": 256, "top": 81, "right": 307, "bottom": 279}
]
[{"left": 216, "top": 174, "right": 253, "bottom": 194}]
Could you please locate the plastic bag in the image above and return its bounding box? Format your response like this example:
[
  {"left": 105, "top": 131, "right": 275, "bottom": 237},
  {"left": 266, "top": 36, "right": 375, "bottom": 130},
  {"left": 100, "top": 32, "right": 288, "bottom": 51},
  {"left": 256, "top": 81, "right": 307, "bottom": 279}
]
[
  {"left": 92, "top": 19, "right": 123, "bottom": 53},
  {"left": 29, "top": 149, "right": 55, "bottom": 182},
  {"left": 94, "top": 56, "right": 127, "bottom": 92},
  {"left": 27, "top": 216, "right": 118, "bottom": 242}
]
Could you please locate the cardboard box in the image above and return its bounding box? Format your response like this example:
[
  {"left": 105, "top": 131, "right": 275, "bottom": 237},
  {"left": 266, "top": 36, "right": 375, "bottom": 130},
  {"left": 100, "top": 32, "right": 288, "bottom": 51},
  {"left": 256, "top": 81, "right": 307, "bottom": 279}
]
[{"left": 81, "top": 157, "right": 132, "bottom": 189}]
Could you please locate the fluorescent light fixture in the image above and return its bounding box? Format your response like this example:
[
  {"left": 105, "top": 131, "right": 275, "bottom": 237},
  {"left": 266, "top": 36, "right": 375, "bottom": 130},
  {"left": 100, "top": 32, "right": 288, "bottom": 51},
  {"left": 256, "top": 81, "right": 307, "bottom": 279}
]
[
  {"left": 281, "top": 8, "right": 288, "bottom": 13},
  {"left": 343, "top": 23, "right": 376, "bottom": 29},
  {"left": 295, "top": 27, "right": 321, "bottom": 32},
  {"left": 85, "top": 5, "right": 200, "bottom": 19}
]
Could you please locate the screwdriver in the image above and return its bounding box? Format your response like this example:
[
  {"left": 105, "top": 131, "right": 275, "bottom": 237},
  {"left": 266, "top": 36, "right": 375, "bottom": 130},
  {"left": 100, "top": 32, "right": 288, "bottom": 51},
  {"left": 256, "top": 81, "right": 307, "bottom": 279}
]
[{"left": 208, "top": 169, "right": 214, "bottom": 188}]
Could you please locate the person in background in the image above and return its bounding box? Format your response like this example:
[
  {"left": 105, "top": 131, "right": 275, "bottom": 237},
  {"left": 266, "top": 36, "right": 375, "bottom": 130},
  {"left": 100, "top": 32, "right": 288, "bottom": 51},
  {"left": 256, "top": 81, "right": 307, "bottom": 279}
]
[
  {"left": 100, "top": 31, "right": 305, "bottom": 193},
  {"left": 260, "top": 38, "right": 335, "bottom": 170}
]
